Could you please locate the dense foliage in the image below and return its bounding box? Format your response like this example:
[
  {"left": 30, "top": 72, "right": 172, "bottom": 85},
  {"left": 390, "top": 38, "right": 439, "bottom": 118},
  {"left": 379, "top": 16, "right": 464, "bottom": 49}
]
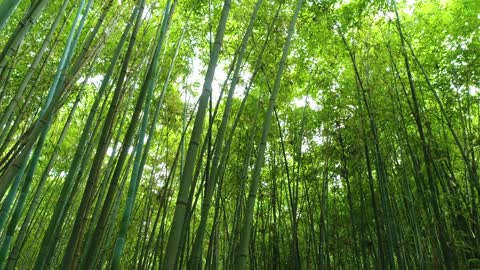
[{"left": 0, "top": 0, "right": 479, "bottom": 269}]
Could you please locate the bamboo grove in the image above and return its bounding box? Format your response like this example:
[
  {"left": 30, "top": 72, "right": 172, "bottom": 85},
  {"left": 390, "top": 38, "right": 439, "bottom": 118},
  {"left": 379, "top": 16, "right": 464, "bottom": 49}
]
[{"left": 0, "top": 0, "right": 478, "bottom": 268}]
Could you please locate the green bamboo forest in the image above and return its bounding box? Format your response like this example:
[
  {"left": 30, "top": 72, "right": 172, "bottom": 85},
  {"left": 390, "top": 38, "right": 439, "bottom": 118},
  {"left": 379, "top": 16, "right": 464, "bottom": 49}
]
[{"left": 0, "top": 0, "right": 479, "bottom": 269}]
